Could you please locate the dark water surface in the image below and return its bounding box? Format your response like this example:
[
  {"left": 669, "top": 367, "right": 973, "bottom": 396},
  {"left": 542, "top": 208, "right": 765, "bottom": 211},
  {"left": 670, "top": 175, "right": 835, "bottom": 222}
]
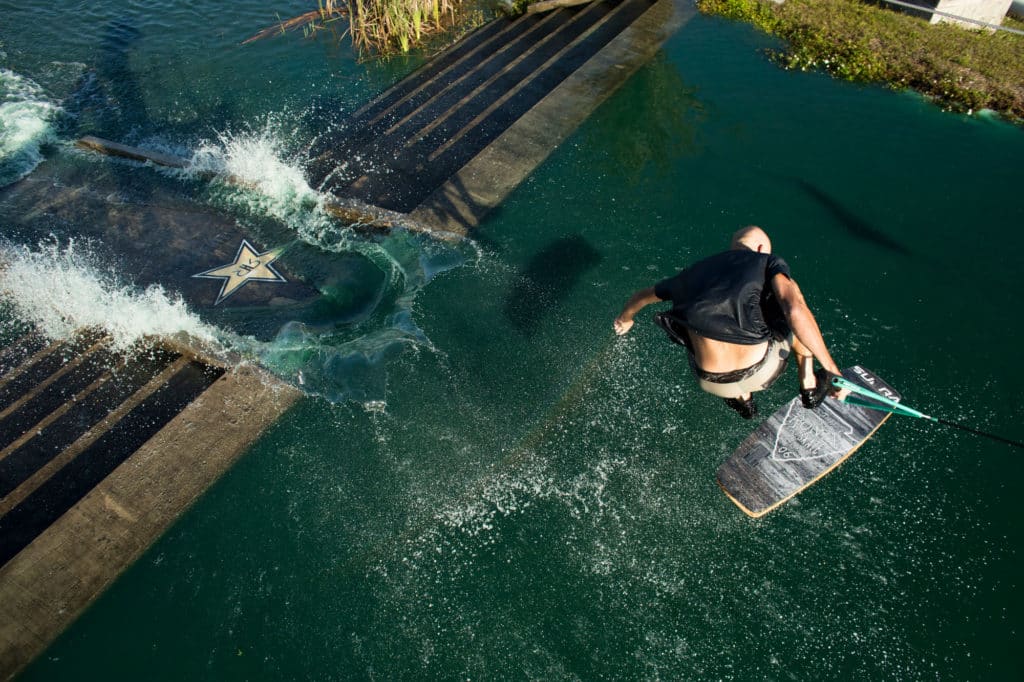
[{"left": 2, "top": 1, "right": 1022, "bottom": 679}]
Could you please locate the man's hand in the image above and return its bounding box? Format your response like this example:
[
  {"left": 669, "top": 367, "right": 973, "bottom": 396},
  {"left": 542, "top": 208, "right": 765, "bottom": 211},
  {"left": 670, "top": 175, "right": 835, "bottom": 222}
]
[
  {"left": 820, "top": 368, "right": 851, "bottom": 402},
  {"left": 613, "top": 316, "right": 634, "bottom": 335},
  {"left": 829, "top": 377, "right": 851, "bottom": 402},
  {"left": 614, "top": 287, "right": 661, "bottom": 337}
]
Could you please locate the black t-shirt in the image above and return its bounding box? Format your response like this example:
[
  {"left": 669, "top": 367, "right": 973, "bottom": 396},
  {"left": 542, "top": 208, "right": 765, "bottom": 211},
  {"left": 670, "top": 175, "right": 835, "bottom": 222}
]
[{"left": 654, "top": 249, "right": 792, "bottom": 345}]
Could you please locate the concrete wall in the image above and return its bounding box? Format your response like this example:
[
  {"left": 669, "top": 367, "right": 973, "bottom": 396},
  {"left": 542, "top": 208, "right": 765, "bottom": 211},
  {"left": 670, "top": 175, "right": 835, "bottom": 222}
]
[{"left": 932, "top": 0, "right": 1012, "bottom": 27}]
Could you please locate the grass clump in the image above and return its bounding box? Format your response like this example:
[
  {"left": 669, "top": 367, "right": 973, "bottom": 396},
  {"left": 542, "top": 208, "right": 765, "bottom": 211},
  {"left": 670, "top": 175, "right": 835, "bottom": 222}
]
[
  {"left": 696, "top": 0, "right": 1024, "bottom": 121},
  {"left": 349, "top": 0, "right": 462, "bottom": 55},
  {"left": 246, "top": 0, "right": 471, "bottom": 58}
]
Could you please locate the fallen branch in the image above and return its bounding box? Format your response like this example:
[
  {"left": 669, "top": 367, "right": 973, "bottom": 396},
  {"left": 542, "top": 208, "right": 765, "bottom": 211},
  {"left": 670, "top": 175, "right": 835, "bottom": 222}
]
[
  {"left": 242, "top": 8, "right": 348, "bottom": 45},
  {"left": 527, "top": 0, "right": 594, "bottom": 15},
  {"left": 76, "top": 136, "right": 190, "bottom": 169}
]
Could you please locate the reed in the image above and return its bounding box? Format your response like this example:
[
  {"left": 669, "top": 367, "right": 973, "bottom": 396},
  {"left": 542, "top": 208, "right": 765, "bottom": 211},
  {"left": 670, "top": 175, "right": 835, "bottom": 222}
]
[
  {"left": 351, "top": 0, "right": 460, "bottom": 56},
  {"left": 245, "top": 0, "right": 465, "bottom": 58}
]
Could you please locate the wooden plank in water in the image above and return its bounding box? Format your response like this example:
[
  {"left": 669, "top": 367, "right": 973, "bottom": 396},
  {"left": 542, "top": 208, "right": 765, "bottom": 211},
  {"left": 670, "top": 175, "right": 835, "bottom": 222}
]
[
  {"left": 75, "top": 136, "right": 401, "bottom": 234},
  {"left": 528, "top": 0, "right": 597, "bottom": 14},
  {"left": 75, "top": 136, "right": 190, "bottom": 169}
]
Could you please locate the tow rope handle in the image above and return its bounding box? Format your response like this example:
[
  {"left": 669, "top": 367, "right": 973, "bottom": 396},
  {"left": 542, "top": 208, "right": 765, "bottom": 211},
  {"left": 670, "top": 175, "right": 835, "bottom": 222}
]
[
  {"left": 829, "top": 375, "right": 930, "bottom": 420},
  {"left": 828, "top": 374, "right": 1024, "bottom": 450}
]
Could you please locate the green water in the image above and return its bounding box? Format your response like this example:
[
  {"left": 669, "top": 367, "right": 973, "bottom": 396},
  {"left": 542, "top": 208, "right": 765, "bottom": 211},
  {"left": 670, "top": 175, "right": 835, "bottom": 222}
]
[{"left": 3, "top": 2, "right": 1023, "bottom": 679}]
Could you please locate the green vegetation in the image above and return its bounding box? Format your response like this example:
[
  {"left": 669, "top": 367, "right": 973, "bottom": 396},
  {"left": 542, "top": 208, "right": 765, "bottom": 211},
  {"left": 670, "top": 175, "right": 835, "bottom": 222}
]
[
  {"left": 696, "top": 0, "right": 1024, "bottom": 121},
  {"left": 347, "top": 0, "right": 462, "bottom": 55},
  {"left": 246, "top": 0, "right": 473, "bottom": 58}
]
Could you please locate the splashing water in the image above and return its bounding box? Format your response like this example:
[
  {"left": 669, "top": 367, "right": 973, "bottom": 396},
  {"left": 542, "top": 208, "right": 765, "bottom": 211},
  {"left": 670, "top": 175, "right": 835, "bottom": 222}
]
[
  {"left": 1, "top": 117, "right": 478, "bottom": 405},
  {"left": 178, "top": 121, "right": 478, "bottom": 405},
  {"left": 0, "top": 69, "right": 63, "bottom": 186},
  {"left": 0, "top": 238, "right": 223, "bottom": 353},
  {"left": 185, "top": 122, "right": 408, "bottom": 280},
  {"left": 188, "top": 123, "right": 331, "bottom": 239}
]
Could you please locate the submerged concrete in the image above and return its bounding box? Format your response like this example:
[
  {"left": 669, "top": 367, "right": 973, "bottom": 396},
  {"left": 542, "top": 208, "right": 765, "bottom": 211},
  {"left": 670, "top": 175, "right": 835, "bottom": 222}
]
[
  {"left": 74, "top": 1, "right": 696, "bottom": 240},
  {"left": 0, "top": 334, "right": 300, "bottom": 679},
  {"left": 309, "top": 0, "right": 695, "bottom": 237}
]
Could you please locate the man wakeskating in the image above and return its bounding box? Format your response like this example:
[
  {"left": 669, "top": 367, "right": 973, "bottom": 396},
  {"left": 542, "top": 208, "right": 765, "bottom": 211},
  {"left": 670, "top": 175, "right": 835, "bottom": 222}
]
[{"left": 613, "top": 226, "right": 844, "bottom": 419}]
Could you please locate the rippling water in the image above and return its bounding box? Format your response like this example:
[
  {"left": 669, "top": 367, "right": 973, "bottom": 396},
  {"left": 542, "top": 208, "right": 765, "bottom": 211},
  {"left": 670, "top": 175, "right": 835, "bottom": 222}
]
[{"left": 2, "top": 1, "right": 1023, "bottom": 679}]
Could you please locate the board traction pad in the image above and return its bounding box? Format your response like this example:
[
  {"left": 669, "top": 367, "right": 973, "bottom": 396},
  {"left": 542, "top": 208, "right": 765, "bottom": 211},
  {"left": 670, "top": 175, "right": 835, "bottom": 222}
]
[{"left": 716, "top": 366, "right": 899, "bottom": 518}]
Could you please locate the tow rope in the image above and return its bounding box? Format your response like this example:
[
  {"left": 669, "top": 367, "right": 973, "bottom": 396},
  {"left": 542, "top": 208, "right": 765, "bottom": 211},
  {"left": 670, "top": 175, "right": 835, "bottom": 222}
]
[{"left": 830, "top": 375, "right": 1024, "bottom": 450}]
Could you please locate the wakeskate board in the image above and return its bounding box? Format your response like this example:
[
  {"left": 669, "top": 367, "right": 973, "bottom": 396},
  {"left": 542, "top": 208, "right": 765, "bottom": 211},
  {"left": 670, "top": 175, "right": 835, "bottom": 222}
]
[{"left": 716, "top": 366, "right": 899, "bottom": 518}]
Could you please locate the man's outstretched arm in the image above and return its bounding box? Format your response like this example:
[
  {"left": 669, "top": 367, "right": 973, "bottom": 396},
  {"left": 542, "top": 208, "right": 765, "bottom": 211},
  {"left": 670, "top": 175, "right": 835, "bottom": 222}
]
[
  {"left": 771, "top": 274, "right": 842, "bottom": 376},
  {"left": 614, "top": 287, "right": 662, "bottom": 335}
]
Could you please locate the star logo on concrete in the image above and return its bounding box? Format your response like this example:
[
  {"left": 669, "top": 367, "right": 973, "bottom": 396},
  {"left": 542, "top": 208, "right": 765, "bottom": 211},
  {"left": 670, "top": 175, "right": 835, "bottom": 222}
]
[{"left": 193, "top": 239, "right": 287, "bottom": 305}]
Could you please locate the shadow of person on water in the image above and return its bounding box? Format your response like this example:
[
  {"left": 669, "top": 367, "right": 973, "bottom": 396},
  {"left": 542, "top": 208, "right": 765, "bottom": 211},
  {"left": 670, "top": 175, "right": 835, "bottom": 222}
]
[
  {"left": 504, "top": 234, "right": 603, "bottom": 336},
  {"left": 796, "top": 179, "right": 913, "bottom": 257},
  {"left": 61, "top": 17, "right": 147, "bottom": 141}
]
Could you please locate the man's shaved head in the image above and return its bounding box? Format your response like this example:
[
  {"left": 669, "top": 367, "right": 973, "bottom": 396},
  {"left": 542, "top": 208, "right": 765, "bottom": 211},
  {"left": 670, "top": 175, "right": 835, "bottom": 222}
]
[{"left": 731, "top": 225, "right": 772, "bottom": 253}]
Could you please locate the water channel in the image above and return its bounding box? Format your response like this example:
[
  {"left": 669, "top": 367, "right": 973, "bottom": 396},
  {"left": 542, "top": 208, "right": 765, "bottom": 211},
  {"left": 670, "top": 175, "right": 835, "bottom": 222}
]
[{"left": 2, "top": 1, "right": 1022, "bottom": 678}]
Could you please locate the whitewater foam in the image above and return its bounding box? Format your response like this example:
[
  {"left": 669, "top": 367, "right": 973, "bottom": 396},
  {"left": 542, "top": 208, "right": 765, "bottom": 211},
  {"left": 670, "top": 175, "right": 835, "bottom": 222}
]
[
  {"left": 187, "top": 123, "right": 335, "bottom": 241},
  {"left": 0, "top": 238, "right": 222, "bottom": 353},
  {"left": 0, "top": 69, "right": 62, "bottom": 186}
]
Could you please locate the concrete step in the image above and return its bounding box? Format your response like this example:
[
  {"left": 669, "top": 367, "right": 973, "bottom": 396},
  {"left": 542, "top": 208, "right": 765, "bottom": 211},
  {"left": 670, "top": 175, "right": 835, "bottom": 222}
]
[
  {"left": 308, "top": 10, "right": 572, "bottom": 185},
  {"left": 305, "top": 16, "right": 521, "bottom": 171},
  {"left": 0, "top": 333, "right": 49, "bottom": 381},
  {"left": 67, "top": 1, "right": 689, "bottom": 239},
  {"left": 308, "top": 0, "right": 692, "bottom": 236},
  {"left": 0, "top": 332, "right": 106, "bottom": 413},
  {"left": 347, "top": 0, "right": 658, "bottom": 212},
  {"left": 0, "top": 345, "right": 180, "bottom": 498},
  {"left": 315, "top": 0, "right": 639, "bottom": 203},
  {"left": 0, "top": 339, "right": 118, "bottom": 454},
  {"left": 0, "top": 329, "right": 300, "bottom": 677},
  {"left": 0, "top": 355, "right": 223, "bottom": 566}
]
